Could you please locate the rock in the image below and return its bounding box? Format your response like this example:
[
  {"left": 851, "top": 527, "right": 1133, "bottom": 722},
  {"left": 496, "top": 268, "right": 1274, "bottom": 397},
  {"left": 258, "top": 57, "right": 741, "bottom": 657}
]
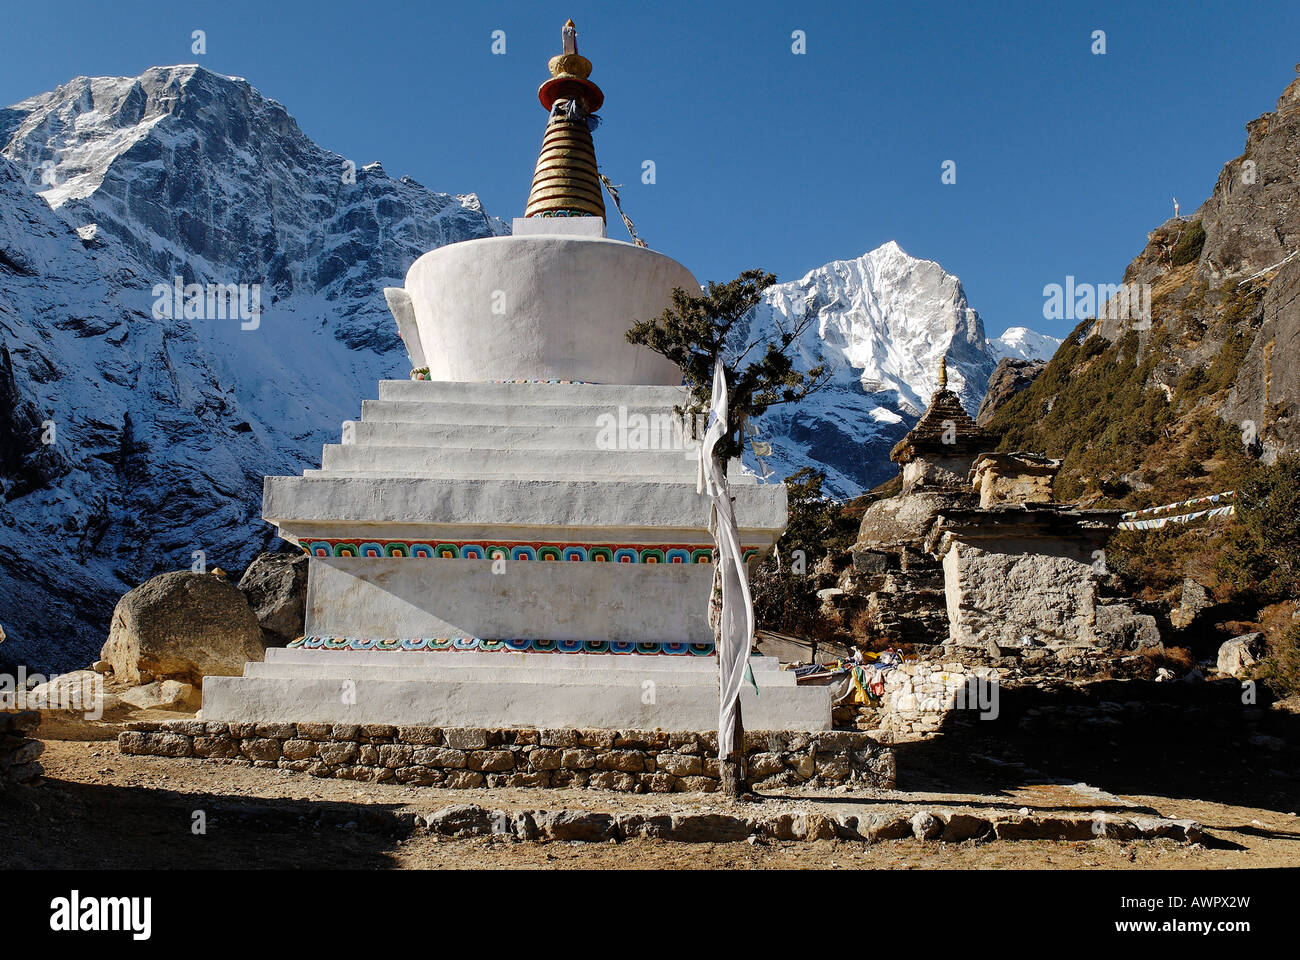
[
  {"left": 118, "top": 680, "right": 200, "bottom": 712},
  {"left": 536, "top": 810, "right": 616, "bottom": 842},
  {"left": 668, "top": 813, "right": 751, "bottom": 843},
  {"left": 994, "top": 815, "right": 1096, "bottom": 841},
  {"left": 26, "top": 670, "right": 128, "bottom": 722},
  {"left": 911, "top": 810, "right": 943, "bottom": 840},
  {"left": 91, "top": 660, "right": 113, "bottom": 675},
  {"left": 1217, "top": 632, "right": 1264, "bottom": 678},
  {"left": 236, "top": 552, "right": 308, "bottom": 646},
  {"left": 1172, "top": 579, "right": 1212, "bottom": 629},
  {"left": 100, "top": 571, "right": 266, "bottom": 684},
  {"left": 1093, "top": 603, "right": 1163, "bottom": 651},
  {"left": 976, "top": 358, "right": 1046, "bottom": 426},
  {"left": 940, "top": 812, "right": 992, "bottom": 842},
  {"left": 423, "top": 804, "right": 492, "bottom": 837},
  {"left": 656, "top": 753, "right": 701, "bottom": 777}
]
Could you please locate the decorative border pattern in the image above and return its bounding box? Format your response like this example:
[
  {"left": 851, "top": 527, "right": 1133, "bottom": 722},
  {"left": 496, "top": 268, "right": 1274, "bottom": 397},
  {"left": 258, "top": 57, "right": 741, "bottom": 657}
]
[
  {"left": 302, "top": 539, "right": 760, "bottom": 564},
  {"left": 287, "top": 636, "right": 716, "bottom": 657}
]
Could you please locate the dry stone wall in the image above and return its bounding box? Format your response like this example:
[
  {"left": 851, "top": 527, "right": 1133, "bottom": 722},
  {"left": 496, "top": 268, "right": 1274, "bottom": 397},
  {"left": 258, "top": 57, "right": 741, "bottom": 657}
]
[
  {"left": 119, "top": 720, "right": 896, "bottom": 792},
  {"left": 876, "top": 660, "right": 1004, "bottom": 742},
  {"left": 0, "top": 710, "right": 44, "bottom": 784}
]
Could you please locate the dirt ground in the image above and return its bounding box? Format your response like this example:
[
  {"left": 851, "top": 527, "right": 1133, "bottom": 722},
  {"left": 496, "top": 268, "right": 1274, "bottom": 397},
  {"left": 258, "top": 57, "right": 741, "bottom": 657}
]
[{"left": 3, "top": 737, "right": 1299, "bottom": 869}]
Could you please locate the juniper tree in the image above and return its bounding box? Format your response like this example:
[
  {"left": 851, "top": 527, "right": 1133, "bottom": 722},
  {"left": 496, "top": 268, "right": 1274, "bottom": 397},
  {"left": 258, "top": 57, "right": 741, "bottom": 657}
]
[{"left": 627, "top": 268, "right": 828, "bottom": 797}]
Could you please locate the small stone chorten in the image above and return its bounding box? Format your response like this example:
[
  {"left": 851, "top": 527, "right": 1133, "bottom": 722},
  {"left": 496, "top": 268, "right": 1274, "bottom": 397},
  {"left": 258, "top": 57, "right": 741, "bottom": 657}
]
[
  {"left": 525, "top": 19, "right": 606, "bottom": 220},
  {"left": 889, "top": 356, "right": 991, "bottom": 495}
]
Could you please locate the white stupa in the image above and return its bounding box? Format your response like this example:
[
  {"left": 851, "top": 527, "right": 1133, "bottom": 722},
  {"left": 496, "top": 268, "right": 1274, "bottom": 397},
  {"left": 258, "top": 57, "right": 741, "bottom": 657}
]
[{"left": 200, "top": 22, "right": 831, "bottom": 732}]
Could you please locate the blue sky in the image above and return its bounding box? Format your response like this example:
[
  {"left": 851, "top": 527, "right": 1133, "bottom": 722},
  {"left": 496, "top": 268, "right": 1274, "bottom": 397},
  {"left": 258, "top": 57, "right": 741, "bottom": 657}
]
[{"left": 3, "top": 0, "right": 1298, "bottom": 340}]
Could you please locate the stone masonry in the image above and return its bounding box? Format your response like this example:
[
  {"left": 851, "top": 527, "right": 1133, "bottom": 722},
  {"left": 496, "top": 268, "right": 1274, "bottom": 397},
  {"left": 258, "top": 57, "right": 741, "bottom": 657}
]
[
  {"left": 118, "top": 720, "right": 896, "bottom": 792},
  {"left": 875, "top": 660, "right": 1004, "bottom": 742},
  {"left": 0, "top": 710, "right": 44, "bottom": 784}
]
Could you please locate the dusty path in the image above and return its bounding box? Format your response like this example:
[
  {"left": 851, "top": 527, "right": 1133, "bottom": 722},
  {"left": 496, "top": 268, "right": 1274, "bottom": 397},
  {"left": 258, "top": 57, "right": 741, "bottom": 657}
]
[{"left": 2, "top": 739, "right": 1298, "bottom": 869}]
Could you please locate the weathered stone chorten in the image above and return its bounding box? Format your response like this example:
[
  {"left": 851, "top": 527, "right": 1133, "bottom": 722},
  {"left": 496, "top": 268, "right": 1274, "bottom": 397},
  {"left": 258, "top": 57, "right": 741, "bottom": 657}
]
[
  {"left": 844, "top": 357, "right": 1160, "bottom": 657},
  {"left": 888, "top": 357, "right": 991, "bottom": 495},
  {"left": 200, "top": 22, "right": 831, "bottom": 732}
]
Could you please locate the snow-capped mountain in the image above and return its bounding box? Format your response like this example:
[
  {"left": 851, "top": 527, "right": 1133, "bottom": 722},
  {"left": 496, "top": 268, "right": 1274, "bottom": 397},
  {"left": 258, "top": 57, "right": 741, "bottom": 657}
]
[
  {"left": 736, "top": 243, "right": 1058, "bottom": 498},
  {"left": 989, "top": 326, "right": 1061, "bottom": 363},
  {"left": 0, "top": 65, "right": 1056, "bottom": 671},
  {"left": 0, "top": 66, "right": 505, "bottom": 672}
]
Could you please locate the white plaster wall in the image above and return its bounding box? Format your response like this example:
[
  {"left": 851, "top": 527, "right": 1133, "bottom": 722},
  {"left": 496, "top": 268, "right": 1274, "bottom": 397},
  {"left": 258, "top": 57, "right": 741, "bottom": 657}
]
[
  {"left": 403, "top": 235, "right": 699, "bottom": 384},
  {"left": 304, "top": 556, "right": 714, "bottom": 643}
]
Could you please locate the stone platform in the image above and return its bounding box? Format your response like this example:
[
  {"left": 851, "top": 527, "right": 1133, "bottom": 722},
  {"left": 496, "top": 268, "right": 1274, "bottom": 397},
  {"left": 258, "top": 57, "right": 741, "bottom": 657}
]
[{"left": 202, "top": 648, "right": 832, "bottom": 730}]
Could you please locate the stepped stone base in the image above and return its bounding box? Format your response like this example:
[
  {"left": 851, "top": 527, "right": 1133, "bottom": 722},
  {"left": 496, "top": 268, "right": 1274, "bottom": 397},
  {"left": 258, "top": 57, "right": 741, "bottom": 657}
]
[
  {"left": 201, "top": 648, "right": 833, "bottom": 731},
  {"left": 119, "top": 720, "right": 896, "bottom": 793}
]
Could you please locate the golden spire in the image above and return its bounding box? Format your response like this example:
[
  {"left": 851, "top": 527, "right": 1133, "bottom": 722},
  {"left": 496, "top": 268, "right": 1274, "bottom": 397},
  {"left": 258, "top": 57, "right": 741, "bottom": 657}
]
[
  {"left": 938, "top": 355, "right": 948, "bottom": 390},
  {"left": 524, "top": 19, "right": 606, "bottom": 220}
]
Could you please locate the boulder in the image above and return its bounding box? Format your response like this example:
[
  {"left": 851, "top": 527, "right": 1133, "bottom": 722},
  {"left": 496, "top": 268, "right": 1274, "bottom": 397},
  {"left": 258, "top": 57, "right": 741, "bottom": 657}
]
[
  {"left": 1094, "top": 603, "right": 1163, "bottom": 651},
  {"left": 1217, "top": 632, "right": 1265, "bottom": 678},
  {"left": 100, "top": 572, "right": 266, "bottom": 685},
  {"left": 25, "top": 670, "right": 129, "bottom": 722},
  {"left": 237, "top": 552, "right": 308, "bottom": 646},
  {"left": 1171, "top": 578, "right": 1211, "bottom": 629},
  {"left": 119, "top": 679, "right": 201, "bottom": 712}
]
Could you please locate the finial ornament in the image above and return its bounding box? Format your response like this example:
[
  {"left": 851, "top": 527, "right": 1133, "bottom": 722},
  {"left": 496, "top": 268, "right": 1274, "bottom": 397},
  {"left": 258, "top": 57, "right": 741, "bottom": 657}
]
[
  {"left": 525, "top": 20, "right": 606, "bottom": 219},
  {"left": 938, "top": 355, "right": 948, "bottom": 390}
]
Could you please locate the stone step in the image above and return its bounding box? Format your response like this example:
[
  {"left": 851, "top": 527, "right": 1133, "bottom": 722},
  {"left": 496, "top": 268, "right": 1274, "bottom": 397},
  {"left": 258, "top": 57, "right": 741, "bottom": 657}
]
[
  {"left": 243, "top": 659, "right": 797, "bottom": 687},
  {"left": 360, "top": 398, "right": 693, "bottom": 429},
  {"left": 312, "top": 444, "right": 747, "bottom": 484},
  {"left": 341, "top": 419, "right": 698, "bottom": 453},
  {"left": 200, "top": 674, "right": 831, "bottom": 731},
  {"left": 378, "top": 380, "right": 689, "bottom": 407},
  {"left": 264, "top": 647, "right": 783, "bottom": 672},
  {"left": 263, "top": 475, "right": 787, "bottom": 540}
]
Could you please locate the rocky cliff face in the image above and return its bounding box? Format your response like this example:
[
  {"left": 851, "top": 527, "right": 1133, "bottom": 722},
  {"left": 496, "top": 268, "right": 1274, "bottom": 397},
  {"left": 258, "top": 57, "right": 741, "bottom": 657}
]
[
  {"left": 977, "top": 358, "right": 1047, "bottom": 426},
  {"left": 0, "top": 66, "right": 506, "bottom": 672},
  {"left": 988, "top": 72, "right": 1300, "bottom": 497}
]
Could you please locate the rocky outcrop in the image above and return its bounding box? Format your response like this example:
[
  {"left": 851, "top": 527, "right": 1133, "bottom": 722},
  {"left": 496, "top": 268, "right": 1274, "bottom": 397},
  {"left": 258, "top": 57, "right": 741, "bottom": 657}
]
[
  {"left": 100, "top": 572, "right": 266, "bottom": 685},
  {"left": 1196, "top": 77, "right": 1300, "bottom": 285},
  {"left": 976, "top": 357, "right": 1045, "bottom": 426},
  {"left": 1223, "top": 256, "right": 1300, "bottom": 461},
  {"left": 1217, "top": 632, "right": 1265, "bottom": 678},
  {"left": 0, "top": 344, "right": 68, "bottom": 502},
  {"left": 237, "top": 552, "right": 308, "bottom": 646}
]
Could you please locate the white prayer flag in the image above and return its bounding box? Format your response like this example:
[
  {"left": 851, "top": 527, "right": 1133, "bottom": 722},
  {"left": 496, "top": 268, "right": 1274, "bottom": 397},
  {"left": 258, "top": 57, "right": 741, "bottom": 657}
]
[{"left": 698, "top": 358, "right": 754, "bottom": 759}]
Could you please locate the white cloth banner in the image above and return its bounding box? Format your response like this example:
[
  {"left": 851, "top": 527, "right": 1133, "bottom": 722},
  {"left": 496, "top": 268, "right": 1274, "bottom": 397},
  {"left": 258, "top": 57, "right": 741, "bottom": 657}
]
[
  {"left": 1117, "top": 503, "right": 1235, "bottom": 530},
  {"left": 1120, "top": 490, "right": 1236, "bottom": 520},
  {"left": 698, "top": 358, "right": 754, "bottom": 759}
]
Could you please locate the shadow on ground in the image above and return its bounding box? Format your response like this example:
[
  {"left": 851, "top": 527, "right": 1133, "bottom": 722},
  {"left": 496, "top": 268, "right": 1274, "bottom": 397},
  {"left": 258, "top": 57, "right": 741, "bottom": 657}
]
[
  {"left": 0, "top": 775, "right": 410, "bottom": 869},
  {"left": 889, "top": 677, "right": 1300, "bottom": 813}
]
